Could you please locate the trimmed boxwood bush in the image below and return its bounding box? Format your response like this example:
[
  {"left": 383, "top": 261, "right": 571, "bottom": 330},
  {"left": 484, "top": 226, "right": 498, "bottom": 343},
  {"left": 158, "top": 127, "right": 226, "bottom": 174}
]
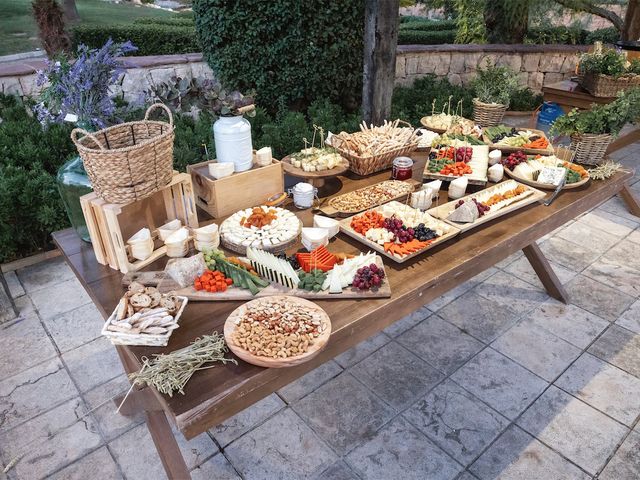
[
  {"left": 526, "top": 26, "right": 587, "bottom": 45},
  {"left": 399, "top": 19, "right": 457, "bottom": 32},
  {"left": 192, "top": 0, "right": 364, "bottom": 113},
  {"left": 398, "top": 29, "right": 457, "bottom": 45},
  {"left": 134, "top": 16, "right": 195, "bottom": 27}
]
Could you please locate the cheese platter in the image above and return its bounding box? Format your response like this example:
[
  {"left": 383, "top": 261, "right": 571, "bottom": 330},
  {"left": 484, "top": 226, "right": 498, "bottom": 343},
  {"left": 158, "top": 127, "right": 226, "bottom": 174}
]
[
  {"left": 424, "top": 144, "right": 490, "bottom": 185},
  {"left": 427, "top": 180, "right": 547, "bottom": 232},
  {"left": 483, "top": 126, "right": 554, "bottom": 155},
  {"left": 501, "top": 153, "right": 590, "bottom": 190},
  {"left": 339, "top": 200, "right": 460, "bottom": 263}
]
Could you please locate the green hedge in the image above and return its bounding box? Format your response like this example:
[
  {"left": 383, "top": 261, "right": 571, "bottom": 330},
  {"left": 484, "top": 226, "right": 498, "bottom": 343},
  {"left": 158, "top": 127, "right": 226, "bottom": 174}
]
[
  {"left": 399, "top": 19, "right": 457, "bottom": 32},
  {"left": 586, "top": 27, "right": 620, "bottom": 44},
  {"left": 398, "top": 29, "right": 456, "bottom": 45},
  {"left": 526, "top": 26, "right": 587, "bottom": 45},
  {"left": 71, "top": 23, "right": 200, "bottom": 56},
  {"left": 133, "top": 16, "right": 195, "bottom": 27}
]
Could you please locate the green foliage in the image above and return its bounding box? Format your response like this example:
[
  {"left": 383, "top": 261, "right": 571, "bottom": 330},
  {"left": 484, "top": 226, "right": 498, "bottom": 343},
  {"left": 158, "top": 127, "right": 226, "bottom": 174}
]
[
  {"left": 133, "top": 16, "right": 195, "bottom": 27},
  {"left": 172, "top": 111, "right": 216, "bottom": 172},
  {"left": 585, "top": 27, "right": 620, "bottom": 45},
  {"left": 509, "top": 87, "right": 543, "bottom": 112},
  {"left": 579, "top": 48, "right": 631, "bottom": 77},
  {"left": 192, "top": 0, "right": 364, "bottom": 113},
  {"left": 399, "top": 19, "right": 457, "bottom": 31},
  {"left": 471, "top": 61, "right": 520, "bottom": 106},
  {"left": 454, "top": 0, "right": 486, "bottom": 43},
  {"left": 526, "top": 26, "right": 586, "bottom": 45},
  {"left": 71, "top": 23, "right": 200, "bottom": 56},
  {"left": 398, "top": 29, "right": 456, "bottom": 45},
  {"left": 551, "top": 88, "right": 640, "bottom": 136}
]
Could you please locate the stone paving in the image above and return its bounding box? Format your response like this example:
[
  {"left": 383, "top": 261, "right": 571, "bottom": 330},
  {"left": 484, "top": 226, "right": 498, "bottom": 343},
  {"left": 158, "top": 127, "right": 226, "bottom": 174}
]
[{"left": 1, "top": 146, "right": 639, "bottom": 479}]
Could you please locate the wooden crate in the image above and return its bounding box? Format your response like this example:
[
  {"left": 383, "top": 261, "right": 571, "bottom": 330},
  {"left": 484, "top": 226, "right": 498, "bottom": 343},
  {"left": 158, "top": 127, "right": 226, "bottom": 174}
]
[
  {"left": 80, "top": 173, "right": 199, "bottom": 273},
  {"left": 188, "top": 159, "right": 284, "bottom": 218}
]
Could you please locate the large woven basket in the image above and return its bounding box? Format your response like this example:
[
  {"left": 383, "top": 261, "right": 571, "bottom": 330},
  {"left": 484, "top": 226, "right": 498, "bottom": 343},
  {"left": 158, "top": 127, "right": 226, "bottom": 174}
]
[
  {"left": 71, "top": 103, "right": 175, "bottom": 204},
  {"left": 578, "top": 72, "right": 640, "bottom": 98},
  {"left": 472, "top": 98, "right": 507, "bottom": 127},
  {"left": 569, "top": 133, "right": 613, "bottom": 166}
]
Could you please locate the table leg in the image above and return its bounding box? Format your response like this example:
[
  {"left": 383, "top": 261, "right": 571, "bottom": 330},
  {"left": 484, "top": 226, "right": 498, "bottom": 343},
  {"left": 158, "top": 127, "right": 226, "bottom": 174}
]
[
  {"left": 522, "top": 243, "right": 569, "bottom": 304},
  {"left": 620, "top": 184, "right": 640, "bottom": 217}
]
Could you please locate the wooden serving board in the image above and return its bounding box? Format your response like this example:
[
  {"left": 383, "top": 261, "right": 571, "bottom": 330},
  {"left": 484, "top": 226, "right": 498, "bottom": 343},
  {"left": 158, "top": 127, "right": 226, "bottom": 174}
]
[
  {"left": 219, "top": 217, "right": 302, "bottom": 255},
  {"left": 427, "top": 181, "right": 547, "bottom": 233},
  {"left": 483, "top": 128, "right": 554, "bottom": 156},
  {"left": 338, "top": 203, "right": 460, "bottom": 263},
  {"left": 423, "top": 169, "right": 488, "bottom": 186},
  {"left": 504, "top": 166, "right": 590, "bottom": 190},
  {"left": 223, "top": 296, "right": 332, "bottom": 368},
  {"left": 152, "top": 256, "right": 391, "bottom": 301},
  {"left": 281, "top": 155, "right": 349, "bottom": 180},
  {"left": 317, "top": 179, "right": 421, "bottom": 217}
]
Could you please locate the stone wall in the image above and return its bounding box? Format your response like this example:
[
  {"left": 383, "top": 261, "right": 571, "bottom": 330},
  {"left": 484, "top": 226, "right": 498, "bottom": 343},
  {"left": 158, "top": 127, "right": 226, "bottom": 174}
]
[{"left": 0, "top": 44, "right": 588, "bottom": 100}]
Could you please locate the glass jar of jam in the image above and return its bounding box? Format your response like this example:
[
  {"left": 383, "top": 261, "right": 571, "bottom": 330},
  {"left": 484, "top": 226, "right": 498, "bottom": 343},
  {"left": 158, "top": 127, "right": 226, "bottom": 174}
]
[{"left": 392, "top": 156, "right": 413, "bottom": 181}]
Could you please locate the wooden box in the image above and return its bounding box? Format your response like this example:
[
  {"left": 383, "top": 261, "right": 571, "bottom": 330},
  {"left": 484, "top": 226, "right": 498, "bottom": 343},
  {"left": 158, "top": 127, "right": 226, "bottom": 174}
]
[
  {"left": 188, "top": 160, "right": 284, "bottom": 218},
  {"left": 80, "top": 172, "right": 199, "bottom": 274}
]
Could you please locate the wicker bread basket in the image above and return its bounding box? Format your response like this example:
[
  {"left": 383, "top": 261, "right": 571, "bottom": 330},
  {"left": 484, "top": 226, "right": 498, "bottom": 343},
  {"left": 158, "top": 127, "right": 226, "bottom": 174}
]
[
  {"left": 578, "top": 72, "right": 640, "bottom": 98},
  {"left": 569, "top": 133, "right": 613, "bottom": 166},
  {"left": 472, "top": 98, "right": 507, "bottom": 127},
  {"left": 71, "top": 103, "right": 175, "bottom": 204}
]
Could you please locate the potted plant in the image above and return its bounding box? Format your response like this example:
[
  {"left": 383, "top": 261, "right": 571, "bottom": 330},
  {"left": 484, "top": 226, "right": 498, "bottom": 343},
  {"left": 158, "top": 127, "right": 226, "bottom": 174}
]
[
  {"left": 35, "top": 39, "right": 137, "bottom": 241},
  {"left": 578, "top": 43, "right": 640, "bottom": 97},
  {"left": 550, "top": 87, "right": 640, "bottom": 165},
  {"left": 471, "top": 60, "right": 520, "bottom": 127}
]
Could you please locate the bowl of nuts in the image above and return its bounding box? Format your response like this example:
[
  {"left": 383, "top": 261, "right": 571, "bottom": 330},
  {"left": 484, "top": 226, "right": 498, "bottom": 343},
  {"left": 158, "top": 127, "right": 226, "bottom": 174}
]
[{"left": 223, "top": 296, "right": 331, "bottom": 368}]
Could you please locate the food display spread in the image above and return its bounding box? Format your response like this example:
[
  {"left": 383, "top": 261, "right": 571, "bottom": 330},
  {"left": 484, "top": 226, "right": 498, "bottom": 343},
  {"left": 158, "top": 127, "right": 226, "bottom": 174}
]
[
  {"left": 287, "top": 147, "right": 344, "bottom": 172},
  {"left": 501, "top": 153, "right": 590, "bottom": 189},
  {"left": 425, "top": 143, "right": 490, "bottom": 185},
  {"left": 484, "top": 126, "right": 553, "bottom": 154},
  {"left": 325, "top": 180, "right": 416, "bottom": 215},
  {"left": 333, "top": 120, "right": 418, "bottom": 158}
]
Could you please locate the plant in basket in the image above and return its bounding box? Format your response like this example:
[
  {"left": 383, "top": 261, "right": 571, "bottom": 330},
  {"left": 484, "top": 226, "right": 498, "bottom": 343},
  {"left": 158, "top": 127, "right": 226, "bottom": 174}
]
[
  {"left": 578, "top": 44, "right": 640, "bottom": 97},
  {"left": 471, "top": 60, "right": 520, "bottom": 126}
]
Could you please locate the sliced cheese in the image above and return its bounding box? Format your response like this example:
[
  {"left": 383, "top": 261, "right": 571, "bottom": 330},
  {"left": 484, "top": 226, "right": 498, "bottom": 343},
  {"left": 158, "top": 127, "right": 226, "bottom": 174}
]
[{"left": 313, "top": 214, "right": 339, "bottom": 238}]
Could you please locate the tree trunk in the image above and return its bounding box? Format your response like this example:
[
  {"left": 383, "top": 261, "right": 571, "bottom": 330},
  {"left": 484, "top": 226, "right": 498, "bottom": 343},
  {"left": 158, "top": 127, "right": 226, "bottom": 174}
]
[
  {"left": 484, "top": 0, "right": 529, "bottom": 44},
  {"left": 61, "top": 0, "right": 79, "bottom": 23},
  {"left": 622, "top": 0, "right": 640, "bottom": 41},
  {"left": 362, "top": 0, "right": 400, "bottom": 125}
]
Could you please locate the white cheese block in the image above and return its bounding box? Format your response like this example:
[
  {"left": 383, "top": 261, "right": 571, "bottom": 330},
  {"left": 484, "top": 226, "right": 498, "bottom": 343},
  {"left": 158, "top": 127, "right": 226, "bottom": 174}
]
[
  {"left": 208, "top": 162, "right": 235, "bottom": 179},
  {"left": 313, "top": 215, "right": 339, "bottom": 238}
]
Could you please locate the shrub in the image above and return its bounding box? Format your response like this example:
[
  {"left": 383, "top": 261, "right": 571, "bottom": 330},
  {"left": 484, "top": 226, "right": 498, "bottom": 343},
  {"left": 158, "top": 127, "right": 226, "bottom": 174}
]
[
  {"left": 398, "top": 29, "right": 457, "bottom": 45},
  {"left": 193, "top": 0, "right": 364, "bottom": 113},
  {"left": 509, "top": 87, "right": 544, "bottom": 112},
  {"left": 134, "top": 16, "right": 195, "bottom": 27},
  {"left": 471, "top": 61, "right": 520, "bottom": 107},
  {"left": 586, "top": 27, "right": 620, "bottom": 45},
  {"left": 71, "top": 24, "right": 199, "bottom": 56},
  {"left": 399, "top": 19, "right": 457, "bottom": 32},
  {"left": 526, "top": 26, "right": 586, "bottom": 45}
]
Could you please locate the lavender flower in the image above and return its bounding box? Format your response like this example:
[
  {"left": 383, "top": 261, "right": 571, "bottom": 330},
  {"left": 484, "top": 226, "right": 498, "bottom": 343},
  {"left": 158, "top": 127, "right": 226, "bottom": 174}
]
[{"left": 36, "top": 39, "right": 137, "bottom": 129}]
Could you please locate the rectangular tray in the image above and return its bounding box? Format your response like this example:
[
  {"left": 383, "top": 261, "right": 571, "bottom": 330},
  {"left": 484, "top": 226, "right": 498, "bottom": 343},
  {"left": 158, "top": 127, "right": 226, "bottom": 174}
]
[{"left": 483, "top": 127, "right": 554, "bottom": 156}]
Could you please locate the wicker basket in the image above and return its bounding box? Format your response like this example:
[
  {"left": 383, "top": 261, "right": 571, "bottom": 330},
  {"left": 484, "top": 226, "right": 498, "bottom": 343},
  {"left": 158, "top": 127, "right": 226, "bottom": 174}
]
[
  {"left": 578, "top": 72, "right": 640, "bottom": 98},
  {"left": 71, "top": 103, "right": 175, "bottom": 204},
  {"left": 569, "top": 133, "right": 613, "bottom": 166},
  {"left": 472, "top": 98, "right": 507, "bottom": 127}
]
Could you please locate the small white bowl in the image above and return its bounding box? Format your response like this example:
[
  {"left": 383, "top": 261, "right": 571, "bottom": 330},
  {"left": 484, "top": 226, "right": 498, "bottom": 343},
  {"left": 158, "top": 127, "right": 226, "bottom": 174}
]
[{"left": 158, "top": 219, "right": 182, "bottom": 241}]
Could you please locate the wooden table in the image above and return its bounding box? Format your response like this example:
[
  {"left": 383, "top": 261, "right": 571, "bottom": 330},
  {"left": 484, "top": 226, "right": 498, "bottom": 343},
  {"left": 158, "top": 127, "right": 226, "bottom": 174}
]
[
  {"left": 542, "top": 80, "right": 640, "bottom": 218},
  {"left": 53, "top": 160, "right": 633, "bottom": 479}
]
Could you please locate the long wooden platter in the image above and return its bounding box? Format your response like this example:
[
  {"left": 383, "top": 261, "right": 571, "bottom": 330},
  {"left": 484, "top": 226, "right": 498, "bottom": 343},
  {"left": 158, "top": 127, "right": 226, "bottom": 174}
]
[
  {"left": 427, "top": 180, "right": 547, "bottom": 233},
  {"left": 423, "top": 169, "right": 488, "bottom": 186},
  {"left": 281, "top": 155, "right": 349, "bottom": 180},
  {"left": 338, "top": 202, "right": 460, "bottom": 263},
  {"left": 154, "top": 255, "right": 391, "bottom": 301},
  {"left": 483, "top": 127, "right": 554, "bottom": 156},
  {"left": 504, "top": 166, "right": 590, "bottom": 190}
]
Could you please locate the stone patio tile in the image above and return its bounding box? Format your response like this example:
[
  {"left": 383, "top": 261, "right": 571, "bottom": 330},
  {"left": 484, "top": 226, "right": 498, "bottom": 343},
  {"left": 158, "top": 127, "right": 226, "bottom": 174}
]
[
  {"left": 556, "top": 353, "right": 640, "bottom": 426},
  {"left": 293, "top": 372, "right": 395, "bottom": 455},
  {"left": 526, "top": 299, "right": 609, "bottom": 349},
  {"left": 427, "top": 268, "right": 497, "bottom": 312},
  {"left": 0, "top": 359, "right": 78, "bottom": 431},
  {"left": 83, "top": 375, "right": 144, "bottom": 442},
  {"left": 584, "top": 259, "right": 640, "bottom": 298},
  {"left": 599, "top": 430, "right": 640, "bottom": 480},
  {"left": 469, "top": 424, "right": 589, "bottom": 480},
  {"left": 346, "top": 416, "right": 462, "bottom": 480},
  {"left": 629, "top": 229, "right": 640, "bottom": 245},
  {"left": 383, "top": 305, "right": 431, "bottom": 337},
  {"left": 349, "top": 342, "right": 444, "bottom": 411},
  {"left": 397, "top": 315, "right": 483, "bottom": 374},
  {"left": 110, "top": 423, "right": 217, "bottom": 479},
  {"left": 48, "top": 447, "right": 122, "bottom": 480},
  {"left": 43, "top": 302, "right": 104, "bottom": 353},
  {"left": 29, "top": 277, "right": 91, "bottom": 320},
  {"left": 517, "top": 385, "right": 628, "bottom": 475},
  {"left": 457, "top": 473, "right": 480, "bottom": 480},
  {"left": 599, "top": 237, "right": 640, "bottom": 273},
  {"left": 0, "top": 315, "right": 57, "bottom": 380},
  {"left": 491, "top": 322, "right": 581, "bottom": 381},
  {"left": 13, "top": 295, "right": 36, "bottom": 318},
  {"left": 278, "top": 361, "right": 342, "bottom": 403},
  {"left": 503, "top": 255, "right": 577, "bottom": 289},
  {"left": 565, "top": 275, "right": 634, "bottom": 322},
  {"left": 617, "top": 300, "right": 640, "bottom": 334},
  {"left": 225, "top": 408, "right": 337, "bottom": 480},
  {"left": 539, "top": 236, "right": 602, "bottom": 272},
  {"left": 403, "top": 379, "right": 509, "bottom": 466},
  {"left": 451, "top": 348, "right": 547, "bottom": 420},
  {"left": 191, "top": 453, "right": 241, "bottom": 480},
  {"left": 597, "top": 195, "right": 640, "bottom": 226},
  {"left": 334, "top": 332, "right": 390, "bottom": 368},
  {"left": 62, "top": 337, "right": 124, "bottom": 392},
  {"left": 16, "top": 256, "right": 75, "bottom": 293},
  {"left": 3, "top": 271, "right": 24, "bottom": 299},
  {"left": 438, "top": 291, "right": 521, "bottom": 343},
  {"left": 576, "top": 211, "right": 636, "bottom": 238},
  {"left": 473, "top": 271, "right": 549, "bottom": 315},
  {"left": 315, "top": 460, "right": 358, "bottom": 480},
  {"left": 210, "top": 393, "right": 285, "bottom": 447},
  {"left": 589, "top": 324, "right": 640, "bottom": 378},
  {"left": 557, "top": 221, "right": 621, "bottom": 253},
  {"left": 0, "top": 397, "right": 102, "bottom": 480}
]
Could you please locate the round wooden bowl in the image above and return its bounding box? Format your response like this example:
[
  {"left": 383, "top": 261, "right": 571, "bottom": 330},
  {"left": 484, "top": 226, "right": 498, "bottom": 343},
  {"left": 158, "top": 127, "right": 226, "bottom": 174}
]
[
  {"left": 419, "top": 116, "right": 448, "bottom": 134},
  {"left": 504, "top": 166, "right": 590, "bottom": 190},
  {"left": 223, "top": 296, "right": 332, "bottom": 368},
  {"left": 219, "top": 219, "right": 302, "bottom": 255},
  {"left": 281, "top": 155, "right": 350, "bottom": 182}
]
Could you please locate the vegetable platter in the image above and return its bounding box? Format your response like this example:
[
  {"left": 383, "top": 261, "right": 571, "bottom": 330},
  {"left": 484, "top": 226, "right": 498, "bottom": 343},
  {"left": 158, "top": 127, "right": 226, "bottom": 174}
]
[
  {"left": 483, "top": 126, "right": 554, "bottom": 155},
  {"left": 424, "top": 144, "right": 490, "bottom": 185},
  {"left": 156, "top": 247, "right": 391, "bottom": 301},
  {"left": 502, "top": 153, "right": 590, "bottom": 190},
  {"left": 427, "top": 180, "right": 546, "bottom": 233},
  {"left": 339, "top": 200, "right": 460, "bottom": 263}
]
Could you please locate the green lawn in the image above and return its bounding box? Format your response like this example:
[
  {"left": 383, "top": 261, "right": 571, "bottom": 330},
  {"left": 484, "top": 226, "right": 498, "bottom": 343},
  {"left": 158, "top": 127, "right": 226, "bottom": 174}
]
[{"left": 0, "top": 0, "right": 173, "bottom": 56}]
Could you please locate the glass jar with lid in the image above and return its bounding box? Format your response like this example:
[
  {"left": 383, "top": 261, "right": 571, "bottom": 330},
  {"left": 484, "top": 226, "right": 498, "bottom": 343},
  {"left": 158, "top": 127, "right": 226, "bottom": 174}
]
[{"left": 392, "top": 156, "right": 413, "bottom": 181}]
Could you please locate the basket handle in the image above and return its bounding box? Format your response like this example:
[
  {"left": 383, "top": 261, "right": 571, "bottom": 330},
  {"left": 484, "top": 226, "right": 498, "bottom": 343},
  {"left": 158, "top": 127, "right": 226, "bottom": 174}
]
[
  {"left": 70, "top": 128, "right": 106, "bottom": 151},
  {"left": 396, "top": 119, "right": 413, "bottom": 129},
  {"left": 144, "top": 103, "right": 174, "bottom": 126}
]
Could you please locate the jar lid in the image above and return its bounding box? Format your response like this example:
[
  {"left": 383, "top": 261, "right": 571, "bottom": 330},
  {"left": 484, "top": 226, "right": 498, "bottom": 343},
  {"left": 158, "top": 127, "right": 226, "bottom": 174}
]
[{"left": 393, "top": 156, "right": 413, "bottom": 167}]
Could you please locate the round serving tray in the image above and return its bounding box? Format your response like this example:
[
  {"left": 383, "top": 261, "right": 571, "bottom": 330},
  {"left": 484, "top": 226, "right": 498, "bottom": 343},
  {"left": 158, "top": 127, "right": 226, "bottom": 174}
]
[
  {"left": 223, "top": 296, "right": 332, "bottom": 368},
  {"left": 504, "top": 166, "right": 590, "bottom": 190},
  {"left": 281, "top": 155, "right": 349, "bottom": 180},
  {"left": 419, "top": 116, "right": 447, "bottom": 134},
  {"left": 219, "top": 217, "right": 302, "bottom": 255}
]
